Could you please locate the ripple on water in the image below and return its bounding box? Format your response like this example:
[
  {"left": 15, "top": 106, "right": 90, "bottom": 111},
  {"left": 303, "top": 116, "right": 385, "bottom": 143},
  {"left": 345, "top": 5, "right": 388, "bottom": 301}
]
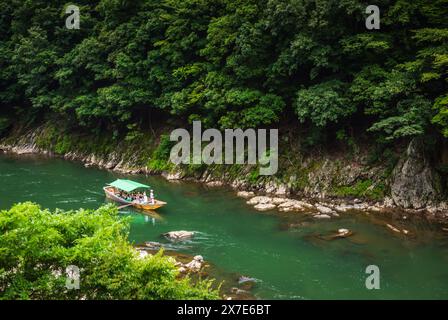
[
  {"left": 85, "top": 189, "right": 103, "bottom": 196},
  {"left": 0, "top": 173, "right": 15, "bottom": 177},
  {"left": 55, "top": 199, "right": 83, "bottom": 204}
]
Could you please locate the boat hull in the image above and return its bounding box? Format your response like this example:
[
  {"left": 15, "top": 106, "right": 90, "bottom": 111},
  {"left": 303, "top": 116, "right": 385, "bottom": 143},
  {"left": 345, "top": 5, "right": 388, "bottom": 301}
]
[{"left": 103, "top": 187, "right": 166, "bottom": 211}]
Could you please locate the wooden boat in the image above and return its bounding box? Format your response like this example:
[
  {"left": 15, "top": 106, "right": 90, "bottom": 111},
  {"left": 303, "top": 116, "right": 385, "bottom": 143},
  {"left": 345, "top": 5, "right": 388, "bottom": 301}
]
[{"left": 103, "top": 179, "right": 167, "bottom": 211}]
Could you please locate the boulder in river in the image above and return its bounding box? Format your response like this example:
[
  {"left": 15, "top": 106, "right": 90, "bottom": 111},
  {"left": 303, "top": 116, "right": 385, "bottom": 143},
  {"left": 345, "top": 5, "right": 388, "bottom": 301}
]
[
  {"left": 247, "top": 196, "right": 272, "bottom": 205},
  {"left": 315, "top": 204, "right": 335, "bottom": 215},
  {"left": 334, "top": 204, "right": 354, "bottom": 212},
  {"left": 184, "top": 255, "right": 204, "bottom": 272},
  {"left": 271, "top": 197, "right": 288, "bottom": 205},
  {"left": 335, "top": 228, "right": 353, "bottom": 238},
  {"left": 277, "top": 199, "right": 312, "bottom": 212},
  {"left": 254, "top": 203, "right": 276, "bottom": 211},
  {"left": 237, "top": 191, "right": 255, "bottom": 199},
  {"left": 313, "top": 214, "right": 331, "bottom": 219},
  {"left": 163, "top": 231, "right": 195, "bottom": 241}
]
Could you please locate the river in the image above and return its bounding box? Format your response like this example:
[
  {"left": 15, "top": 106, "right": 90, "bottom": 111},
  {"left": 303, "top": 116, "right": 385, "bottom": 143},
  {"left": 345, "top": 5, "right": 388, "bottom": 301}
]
[{"left": 1, "top": 153, "right": 447, "bottom": 299}]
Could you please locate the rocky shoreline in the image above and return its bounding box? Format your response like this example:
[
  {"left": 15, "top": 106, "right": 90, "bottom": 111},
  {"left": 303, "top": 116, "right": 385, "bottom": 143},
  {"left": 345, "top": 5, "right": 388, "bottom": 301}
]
[
  {"left": 135, "top": 231, "right": 257, "bottom": 300},
  {"left": 1, "top": 140, "right": 448, "bottom": 222},
  {"left": 234, "top": 191, "right": 444, "bottom": 218}
]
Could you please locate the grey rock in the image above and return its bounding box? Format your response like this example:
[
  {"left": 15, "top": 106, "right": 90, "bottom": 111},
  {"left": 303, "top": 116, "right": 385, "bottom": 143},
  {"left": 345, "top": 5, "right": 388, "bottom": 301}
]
[
  {"left": 254, "top": 203, "right": 276, "bottom": 211},
  {"left": 391, "top": 138, "right": 441, "bottom": 209},
  {"left": 313, "top": 214, "right": 331, "bottom": 219},
  {"left": 163, "top": 230, "right": 195, "bottom": 241},
  {"left": 237, "top": 191, "right": 255, "bottom": 199}
]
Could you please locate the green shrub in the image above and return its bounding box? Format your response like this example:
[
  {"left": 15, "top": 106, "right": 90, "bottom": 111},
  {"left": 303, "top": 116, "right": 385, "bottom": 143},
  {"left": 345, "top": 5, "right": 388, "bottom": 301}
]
[
  {"left": 0, "top": 202, "right": 219, "bottom": 300},
  {"left": 334, "top": 180, "right": 385, "bottom": 200},
  {"left": 54, "top": 135, "right": 73, "bottom": 155}
]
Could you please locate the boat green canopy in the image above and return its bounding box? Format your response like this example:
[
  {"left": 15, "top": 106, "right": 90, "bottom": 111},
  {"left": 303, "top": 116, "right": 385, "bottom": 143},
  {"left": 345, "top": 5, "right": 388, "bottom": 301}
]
[{"left": 108, "top": 179, "right": 150, "bottom": 192}]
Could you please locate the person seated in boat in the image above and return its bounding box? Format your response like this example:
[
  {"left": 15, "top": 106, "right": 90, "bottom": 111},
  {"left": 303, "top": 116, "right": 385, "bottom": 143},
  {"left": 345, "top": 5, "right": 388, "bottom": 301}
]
[
  {"left": 137, "top": 192, "right": 143, "bottom": 202},
  {"left": 143, "top": 192, "right": 148, "bottom": 204}
]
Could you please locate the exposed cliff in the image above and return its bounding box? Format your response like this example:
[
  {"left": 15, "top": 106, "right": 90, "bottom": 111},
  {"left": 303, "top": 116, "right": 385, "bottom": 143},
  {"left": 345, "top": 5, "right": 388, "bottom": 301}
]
[{"left": 390, "top": 138, "right": 443, "bottom": 209}]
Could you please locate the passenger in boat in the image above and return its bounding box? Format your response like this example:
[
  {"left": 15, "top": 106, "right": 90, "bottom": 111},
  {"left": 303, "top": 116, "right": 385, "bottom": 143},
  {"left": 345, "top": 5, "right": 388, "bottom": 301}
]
[
  {"left": 137, "top": 192, "right": 143, "bottom": 203},
  {"left": 143, "top": 192, "right": 148, "bottom": 204}
]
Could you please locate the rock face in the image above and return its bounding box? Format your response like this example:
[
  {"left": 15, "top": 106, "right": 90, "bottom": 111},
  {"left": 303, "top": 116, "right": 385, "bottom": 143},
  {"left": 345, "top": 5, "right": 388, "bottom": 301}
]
[{"left": 391, "top": 139, "right": 441, "bottom": 209}]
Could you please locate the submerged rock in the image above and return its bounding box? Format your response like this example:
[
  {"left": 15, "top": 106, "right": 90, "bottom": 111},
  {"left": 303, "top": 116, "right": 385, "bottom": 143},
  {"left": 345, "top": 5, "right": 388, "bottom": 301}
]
[
  {"left": 238, "top": 276, "right": 257, "bottom": 284},
  {"left": 337, "top": 228, "right": 351, "bottom": 237},
  {"left": 317, "top": 228, "right": 354, "bottom": 241},
  {"left": 163, "top": 230, "right": 195, "bottom": 241},
  {"left": 386, "top": 224, "right": 401, "bottom": 233}
]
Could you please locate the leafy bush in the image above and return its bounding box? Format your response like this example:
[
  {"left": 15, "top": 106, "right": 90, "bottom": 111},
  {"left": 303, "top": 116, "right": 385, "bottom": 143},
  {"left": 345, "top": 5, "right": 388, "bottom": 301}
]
[
  {"left": 0, "top": 202, "right": 219, "bottom": 300},
  {"left": 334, "top": 180, "right": 385, "bottom": 200}
]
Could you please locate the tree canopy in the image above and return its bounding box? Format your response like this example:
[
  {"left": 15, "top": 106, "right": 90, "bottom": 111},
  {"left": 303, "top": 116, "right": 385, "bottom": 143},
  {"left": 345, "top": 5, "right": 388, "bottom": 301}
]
[{"left": 0, "top": 0, "right": 447, "bottom": 143}]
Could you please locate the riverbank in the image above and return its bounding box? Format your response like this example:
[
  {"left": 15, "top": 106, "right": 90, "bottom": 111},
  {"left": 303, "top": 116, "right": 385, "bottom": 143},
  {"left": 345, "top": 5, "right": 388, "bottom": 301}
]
[{"left": 1, "top": 123, "right": 447, "bottom": 222}]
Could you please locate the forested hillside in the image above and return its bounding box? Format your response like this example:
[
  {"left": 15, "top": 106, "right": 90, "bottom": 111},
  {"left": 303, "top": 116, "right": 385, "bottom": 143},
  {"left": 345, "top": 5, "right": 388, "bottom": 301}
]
[
  {"left": 0, "top": 0, "right": 447, "bottom": 139},
  {"left": 0, "top": 0, "right": 448, "bottom": 206}
]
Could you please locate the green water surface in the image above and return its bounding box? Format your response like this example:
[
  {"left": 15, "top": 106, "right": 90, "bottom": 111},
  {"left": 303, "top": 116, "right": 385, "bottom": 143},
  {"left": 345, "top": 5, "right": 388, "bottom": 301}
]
[{"left": 0, "top": 154, "right": 447, "bottom": 299}]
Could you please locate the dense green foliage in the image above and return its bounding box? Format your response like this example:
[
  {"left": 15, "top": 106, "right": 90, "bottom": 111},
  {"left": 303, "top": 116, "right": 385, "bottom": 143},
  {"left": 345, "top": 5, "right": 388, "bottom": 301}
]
[
  {"left": 0, "top": 202, "right": 219, "bottom": 299},
  {"left": 0, "top": 0, "right": 447, "bottom": 143}
]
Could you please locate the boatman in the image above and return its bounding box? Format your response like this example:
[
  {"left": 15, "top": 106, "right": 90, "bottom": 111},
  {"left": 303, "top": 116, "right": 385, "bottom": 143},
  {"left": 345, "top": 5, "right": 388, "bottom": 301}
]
[{"left": 150, "top": 190, "right": 155, "bottom": 205}]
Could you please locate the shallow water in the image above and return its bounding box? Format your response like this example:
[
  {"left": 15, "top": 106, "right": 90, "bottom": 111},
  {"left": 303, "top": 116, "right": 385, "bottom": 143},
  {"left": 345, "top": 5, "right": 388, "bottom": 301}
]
[{"left": 1, "top": 153, "right": 447, "bottom": 299}]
